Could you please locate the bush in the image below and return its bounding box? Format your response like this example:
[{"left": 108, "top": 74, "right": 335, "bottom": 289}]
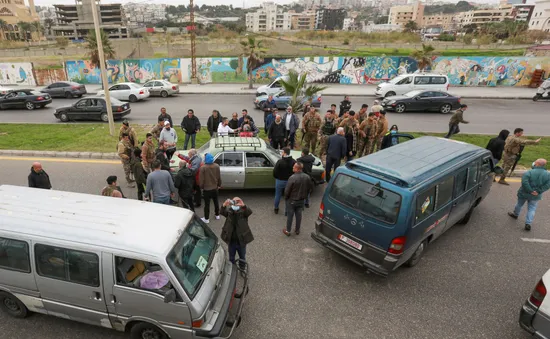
[
  {"left": 476, "top": 34, "right": 494, "bottom": 46},
  {"left": 462, "top": 35, "right": 473, "bottom": 45},
  {"left": 343, "top": 38, "right": 350, "bottom": 45},
  {"left": 55, "top": 36, "right": 69, "bottom": 48},
  {"left": 438, "top": 33, "right": 455, "bottom": 41}
]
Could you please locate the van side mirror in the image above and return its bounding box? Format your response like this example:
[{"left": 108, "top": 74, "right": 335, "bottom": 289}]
[
  {"left": 493, "top": 166, "right": 504, "bottom": 175},
  {"left": 164, "top": 289, "right": 177, "bottom": 303}
]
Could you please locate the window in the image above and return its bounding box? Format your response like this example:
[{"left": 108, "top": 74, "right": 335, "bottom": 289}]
[
  {"left": 481, "top": 157, "right": 492, "bottom": 175},
  {"left": 436, "top": 176, "right": 454, "bottom": 209},
  {"left": 76, "top": 99, "right": 89, "bottom": 108},
  {"left": 271, "top": 81, "right": 282, "bottom": 88},
  {"left": 430, "top": 76, "right": 447, "bottom": 84},
  {"left": 246, "top": 152, "right": 273, "bottom": 167},
  {"left": 455, "top": 168, "right": 468, "bottom": 196},
  {"left": 16, "top": 91, "right": 27, "bottom": 97},
  {"left": 329, "top": 175, "right": 402, "bottom": 224},
  {"left": 0, "top": 237, "right": 30, "bottom": 273},
  {"left": 414, "top": 76, "right": 430, "bottom": 85},
  {"left": 119, "top": 85, "right": 131, "bottom": 90},
  {"left": 419, "top": 91, "right": 434, "bottom": 98},
  {"left": 397, "top": 76, "right": 412, "bottom": 85},
  {"left": 416, "top": 187, "right": 436, "bottom": 223},
  {"left": 35, "top": 244, "right": 100, "bottom": 287},
  {"left": 115, "top": 257, "right": 174, "bottom": 295},
  {"left": 467, "top": 164, "right": 479, "bottom": 189},
  {"left": 109, "top": 85, "right": 119, "bottom": 91},
  {"left": 143, "top": 82, "right": 153, "bottom": 87},
  {"left": 215, "top": 152, "right": 243, "bottom": 167},
  {"left": 154, "top": 81, "right": 164, "bottom": 87}
]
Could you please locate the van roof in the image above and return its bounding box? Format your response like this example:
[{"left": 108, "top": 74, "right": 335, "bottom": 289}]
[
  {"left": 0, "top": 185, "right": 194, "bottom": 257},
  {"left": 347, "top": 137, "right": 488, "bottom": 188}
]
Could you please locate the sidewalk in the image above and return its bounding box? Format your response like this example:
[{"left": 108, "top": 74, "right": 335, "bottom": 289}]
[{"left": 29, "top": 83, "right": 536, "bottom": 99}]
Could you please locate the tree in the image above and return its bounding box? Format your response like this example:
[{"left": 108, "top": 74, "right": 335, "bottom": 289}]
[
  {"left": 44, "top": 18, "right": 54, "bottom": 36},
  {"left": 404, "top": 20, "right": 419, "bottom": 33},
  {"left": 17, "top": 21, "right": 32, "bottom": 41},
  {"left": 279, "top": 70, "right": 327, "bottom": 113},
  {"left": 0, "top": 19, "right": 6, "bottom": 39},
  {"left": 240, "top": 36, "right": 265, "bottom": 89},
  {"left": 85, "top": 29, "right": 115, "bottom": 67},
  {"left": 410, "top": 43, "right": 436, "bottom": 72},
  {"left": 375, "top": 16, "right": 388, "bottom": 25},
  {"left": 31, "top": 21, "right": 42, "bottom": 40},
  {"left": 55, "top": 36, "right": 69, "bottom": 48}
]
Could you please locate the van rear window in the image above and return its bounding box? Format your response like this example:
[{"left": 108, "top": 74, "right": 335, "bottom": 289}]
[{"left": 329, "top": 174, "right": 401, "bottom": 224}]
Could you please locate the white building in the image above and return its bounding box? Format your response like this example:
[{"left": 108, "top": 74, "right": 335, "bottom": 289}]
[
  {"left": 245, "top": 2, "right": 291, "bottom": 32},
  {"left": 529, "top": 0, "right": 550, "bottom": 31},
  {"left": 362, "top": 21, "right": 402, "bottom": 33}
]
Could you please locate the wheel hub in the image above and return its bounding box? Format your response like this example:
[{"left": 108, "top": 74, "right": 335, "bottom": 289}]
[
  {"left": 4, "top": 298, "right": 19, "bottom": 312},
  {"left": 141, "top": 329, "right": 161, "bottom": 339}
]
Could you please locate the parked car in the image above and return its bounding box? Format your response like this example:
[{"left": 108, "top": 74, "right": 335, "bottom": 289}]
[
  {"left": 41, "top": 81, "right": 87, "bottom": 98},
  {"left": 142, "top": 79, "right": 179, "bottom": 97},
  {"left": 256, "top": 75, "right": 288, "bottom": 97},
  {"left": 171, "top": 136, "right": 325, "bottom": 188},
  {"left": 375, "top": 73, "right": 450, "bottom": 98},
  {"left": 312, "top": 136, "right": 499, "bottom": 277},
  {"left": 0, "top": 184, "right": 248, "bottom": 339},
  {"left": 520, "top": 270, "right": 550, "bottom": 338},
  {"left": 54, "top": 97, "right": 131, "bottom": 122},
  {"left": 96, "top": 82, "right": 150, "bottom": 102},
  {"left": 254, "top": 90, "right": 322, "bottom": 110},
  {"left": 381, "top": 90, "right": 461, "bottom": 114},
  {"left": 0, "top": 89, "right": 52, "bottom": 110}
]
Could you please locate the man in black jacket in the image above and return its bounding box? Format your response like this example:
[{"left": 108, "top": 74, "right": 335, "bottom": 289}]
[
  {"left": 28, "top": 162, "right": 52, "bottom": 189},
  {"left": 158, "top": 107, "right": 173, "bottom": 126},
  {"left": 181, "top": 109, "right": 201, "bottom": 149},
  {"left": 130, "top": 148, "right": 148, "bottom": 200},
  {"left": 339, "top": 95, "right": 352, "bottom": 117},
  {"left": 228, "top": 112, "right": 239, "bottom": 130},
  {"left": 273, "top": 147, "right": 295, "bottom": 214},
  {"left": 268, "top": 114, "right": 286, "bottom": 150},
  {"left": 297, "top": 147, "right": 315, "bottom": 208},
  {"left": 155, "top": 141, "right": 172, "bottom": 172},
  {"left": 174, "top": 160, "right": 195, "bottom": 211},
  {"left": 263, "top": 95, "right": 277, "bottom": 125},
  {"left": 283, "top": 162, "right": 314, "bottom": 236},
  {"left": 207, "top": 110, "right": 222, "bottom": 138},
  {"left": 326, "top": 127, "right": 347, "bottom": 182},
  {"left": 486, "top": 129, "right": 510, "bottom": 166}
]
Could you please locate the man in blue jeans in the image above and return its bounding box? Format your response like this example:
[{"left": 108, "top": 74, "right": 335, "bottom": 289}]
[
  {"left": 144, "top": 160, "right": 177, "bottom": 204},
  {"left": 272, "top": 147, "right": 295, "bottom": 214},
  {"left": 508, "top": 158, "right": 550, "bottom": 231},
  {"left": 181, "top": 109, "right": 201, "bottom": 150}
]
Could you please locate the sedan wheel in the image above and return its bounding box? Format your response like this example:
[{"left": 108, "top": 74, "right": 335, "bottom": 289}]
[
  {"left": 25, "top": 102, "right": 35, "bottom": 110},
  {"left": 160, "top": 90, "right": 168, "bottom": 98},
  {"left": 395, "top": 103, "right": 406, "bottom": 113},
  {"left": 64, "top": 91, "right": 72, "bottom": 99},
  {"left": 258, "top": 101, "right": 266, "bottom": 110},
  {"left": 129, "top": 95, "right": 138, "bottom": 103},
  {"left": 439, "top": 104, "right": 452, "bottom": 114},
  {"left": 59, "top": 113, "right": 69, "bottom": 122},
  {"left": 101, "top": 113, "right": 108, "bottom": 122}
]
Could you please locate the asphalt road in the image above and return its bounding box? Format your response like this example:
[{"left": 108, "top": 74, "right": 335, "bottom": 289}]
[
  {"left": 1, "top": 157, "right": 549, "bottom": 339},
  {"left": 0, "top": 94, "right": 549, "bottom": 135}
]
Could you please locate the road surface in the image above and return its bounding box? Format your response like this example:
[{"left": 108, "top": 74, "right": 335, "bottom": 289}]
[{"left": 0, "top": 156, "right": 548, "bottom": 339}]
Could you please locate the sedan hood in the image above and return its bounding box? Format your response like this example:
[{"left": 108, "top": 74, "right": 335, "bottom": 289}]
[{"left": 55, "top": 104, "right": 73, "bottom": 112}]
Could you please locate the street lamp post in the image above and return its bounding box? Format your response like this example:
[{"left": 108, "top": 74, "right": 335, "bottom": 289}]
[{"left": 90, "top": 0, "right": 115, "bottom": 136}]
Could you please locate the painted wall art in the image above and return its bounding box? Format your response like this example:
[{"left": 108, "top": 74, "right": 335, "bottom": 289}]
[{"left": 0, "top": 62, "right": 36, "bottom": 86}]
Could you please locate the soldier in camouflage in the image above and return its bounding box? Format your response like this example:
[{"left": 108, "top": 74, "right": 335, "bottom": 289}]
[
  {"left": 357, "top": 112, "right": 378, "bottom": 157},
  {"left": 119, "top": 120, "right": 139, "bottom": 148},
  {"left": 302, "top": 106, "right": 322, "bottom": 154},
  {"left": 318, "top": 110, "right": 338, "bottom": 162},
  {"left": 118, "top": 133, "right": 136, "bottom": 187},
  {"left": 374, "top": 110, "right": 389, "bottom": 152},
  {"left": 339, "top": 111, "right": 360, "bottom": 161},
  {"left": 101, "top": 175, "right": 124, "bottom": 198},
  {"left": 141, "top": 133, "right": 156, "bottom": 174},
  {"left": 150, "top": 118, "right": 164, "bottom": 142},
  {"left": 498, "top": 128, "right": 541, "bottom": 185},
  {"left": 357, "top": 104, "right": 369, "bottom": 125}
]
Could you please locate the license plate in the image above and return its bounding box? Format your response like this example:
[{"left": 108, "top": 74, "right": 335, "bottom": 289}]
[{"left": 338, "top": 234, "right": 363, "bottom": 251}]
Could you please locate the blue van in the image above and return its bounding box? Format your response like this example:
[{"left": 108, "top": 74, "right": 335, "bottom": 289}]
[{"left": 311, "top": 136, "right": 497, "bottom": 276}]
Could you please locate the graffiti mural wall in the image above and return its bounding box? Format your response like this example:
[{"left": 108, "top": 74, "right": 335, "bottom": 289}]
[
  {"left": 0, "top": 62, "right": 36, "bottom": 86},
  {"left": 63, "top": 55, "right": 550, "bottom": 87}
]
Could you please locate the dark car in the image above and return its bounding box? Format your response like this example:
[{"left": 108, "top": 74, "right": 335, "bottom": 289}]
[
  {"left": 54, "top": 97, "right": 131, "bottom": 122},
  {"left": 0, "top": 89, "right": 52, "bottom": 110},
  {"left": 381, "top": 90, "right": 461, "bottom": 114},
  {"left": 42, "top": 81, "right": 87, "bottom": 98}
]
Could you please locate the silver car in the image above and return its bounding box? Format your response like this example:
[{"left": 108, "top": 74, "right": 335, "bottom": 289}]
[
  {"left": 41, "top": 81, "right": 87, "bottom": 98},
  {"left": 520, "top": 269, "right": 550, "bottom": 338},
  {"left": 142, "top": 79, "right": 180, "bottom": 97}
]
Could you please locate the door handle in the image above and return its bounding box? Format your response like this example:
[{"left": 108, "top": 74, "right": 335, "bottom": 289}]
[
  {"left": 92, "top": 291, "right": 102, "bottom": 301},
  {"left": 110, "top": 295, "right": 117, "bottom": 304}
]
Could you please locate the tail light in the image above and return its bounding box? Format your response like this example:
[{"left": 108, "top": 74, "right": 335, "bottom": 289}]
[
  {"left": 192, "top": 318, "right": 204, "bottom": 328},
  {"left": 388, "top": 236, "right": 406, "bottom": 254},
  {"left": 229, "top": 287, "right": 237, "bottom": 310},
  {"left": 71, "top": 85, "right": 79, "bottom": 90},
  {"left": 530, "top": 279, "right": 547, "bottom": 307},
  {"left": 37, "top": 96, "right": 44, "bottom": 101},
  {"left": 458, "top": 97, "right": 461, "bottom": 103},
  {"left": 139, "top": 90, "right": 144, "bottom": 95},
  {"left": 318, "top": 96, "right": 322, "bottom": 102},
  {"left": 117, "top": 107, "right": 122, "bottom": 112},
  {"left": 172, "top": 86, "right": 177, "bottom": 90},
  {"left": 319, "top": 202, "right": 324, "bottom": 219}
]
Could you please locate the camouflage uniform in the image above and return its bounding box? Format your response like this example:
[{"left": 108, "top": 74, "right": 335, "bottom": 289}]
[
  {"left": 318, "top": 117, "right": 337, "bottom": 161},
  {"left": 141, "top": 140, "right": 156, "bottom": 173},
  {"left": 374, "top": 115, "right": 389, "bottom": 152},
  {"left": 302, "top": 112, "right": 322, "bottom": 154},
  {"left": 101, "top": 186, "right": 116, "bottom": 197},
  {"left": 118, "top": 139, "right": 135, "bottom": 185},
  {"left": 357, "top": 116, "right": 378, "bottom": 157},
  {"left": 119, "top": 126, "right": 139, "bottom": 148},
  {"left": 150, "top": 123, "right": 163, "bottom": 141},
  {"left": 499, "top": 135, "right": 539, "bottom": 184},
  {"left": 357, "top": 111, "right": 368, "bottom": 125}
]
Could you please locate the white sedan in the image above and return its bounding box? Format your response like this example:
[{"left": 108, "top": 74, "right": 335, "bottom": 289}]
[{"left": 97, "top": 82, "right": 150, "bottom": 102}]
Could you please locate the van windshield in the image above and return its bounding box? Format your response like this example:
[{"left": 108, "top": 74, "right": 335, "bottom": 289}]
[
  {"left": 167, "top": 217, "right": 218, "bottom": 298},
  {"left": 329, "top": 174, "right": 401, "bottom": 224}
]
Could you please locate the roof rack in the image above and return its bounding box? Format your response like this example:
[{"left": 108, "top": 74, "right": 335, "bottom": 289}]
[{"left": 214, "top": 135, "right": 263, "bottom": 151}]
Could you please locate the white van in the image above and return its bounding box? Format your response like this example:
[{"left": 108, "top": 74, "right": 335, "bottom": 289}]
[
  {"left": 0, "top": 185, "right": 247, "bottom": 339},
  {"left": 375, "top": 73, "right": 450, "bottom": 98},
  {"left": 256, "top": 75, "right": 289, "bottom": 97}
]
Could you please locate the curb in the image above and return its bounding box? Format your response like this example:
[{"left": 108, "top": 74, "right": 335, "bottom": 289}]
[{"left": 0, "top": 149, "right": 531, "bottom": 177}]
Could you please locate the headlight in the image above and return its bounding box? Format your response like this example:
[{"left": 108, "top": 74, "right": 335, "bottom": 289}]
[
  {"left": 255, "top": 99, "right": 259, "bottom": 103},
  {"left": 387, "top": 100, "right": 396, "bottom": 105}
]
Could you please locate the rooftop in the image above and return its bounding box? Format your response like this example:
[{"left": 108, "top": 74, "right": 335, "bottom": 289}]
[
  {"left": 349, "top": 136, "right": 487, "bottom": 188},
  {"left": 0, "top": 185, "right": 193, "bottom": 257}
]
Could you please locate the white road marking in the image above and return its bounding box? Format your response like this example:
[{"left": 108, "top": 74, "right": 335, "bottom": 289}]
[{"left": 521, "top": 238, "right": 550, "bottom": 244}]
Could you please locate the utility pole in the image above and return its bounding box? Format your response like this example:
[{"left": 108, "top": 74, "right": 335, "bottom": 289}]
[
  {"left": 90, "top": 0, "right": 115, "bottom": 136},
  {"left": 190, "top": 0, "right": 197, "bottom": 83}
]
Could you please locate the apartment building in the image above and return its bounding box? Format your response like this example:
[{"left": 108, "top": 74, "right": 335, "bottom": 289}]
[
  {"left": 124, "top": 3, "right": 166, "bottom": 28},
  {"left": 245, "top": 2, "right": 291, "bottom": 32},
  {"left": 459, "top": 6, "right": 514, "bottom": 26},
  {"left": 512, "top": 4, "right": 534, "bottom": 22},
  {"left": 315, "top": 8, "right": 346, "bottom": 30},
  {"left": 52, "top": 0, "right": 127, "bottom": 39},
  {"left": 422, "top": 13, "right": 456, "bottom": 30},
  {"left": 529, "top": 0, "right": 550, "bottom": 31},
  {"left": 289, "top": 10, "right": 315, "bottom": 30},
  {"left": 388, "top": 2, "right": 425, "bottom": 27}
]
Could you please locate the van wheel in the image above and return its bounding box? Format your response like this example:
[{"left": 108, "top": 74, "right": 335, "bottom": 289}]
[
  {"left": 458, "top": 205, "right": 475, "bottom": 225},
  {"left": 0, "top": 292, "right": 29, "bottom": 318},
  {"left": 385, "top": 91, "right": 396, "bottom": 98},
  {"left": 404, "top": 240, "right": 427, "bottom": 268},
  {"left": 130, "top": 322, "right": 168, "bottom": 339}
]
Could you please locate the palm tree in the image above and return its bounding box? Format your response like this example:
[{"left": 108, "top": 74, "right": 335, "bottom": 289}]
[
  {"left": 404, "top": 20, "right": 419, "bottom": 33},
  {"left": 240, "top": 36, "right": 265, "bottom": 89},
  {"left": 31, "top": 21, "right": 42, "bottom": 40},
  {"left": 85, "top": 29, "right": 115, "bottom": 68},
  {"left": 279, "top": 70, "right": 327, "bottom": 113},
  {"left": 410, "top": 43, "right": 436, "bottom": 72},
  {"left": 0, "top": 19, "right": 6, "bottom": 40},
  {"left": 44, "top": 18, "right": 54, "bottom": 36},
  {"left": 17, "top": 21, "right": 32, "bottom": 41}
]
